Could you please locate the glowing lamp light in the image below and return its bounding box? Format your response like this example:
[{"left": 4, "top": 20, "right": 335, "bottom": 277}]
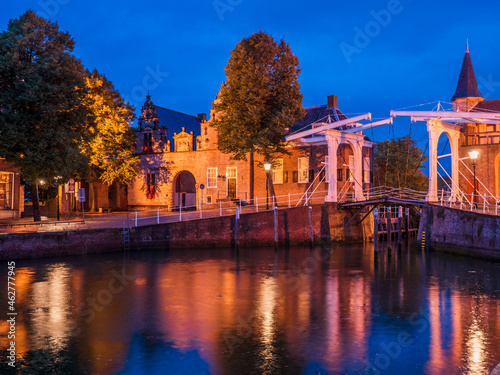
[
  {"left": 469, "top": 150, "right": 479, "bottom": 161},
  {"left": 264, "top": 161, "right": 272, "bottom": 171}
]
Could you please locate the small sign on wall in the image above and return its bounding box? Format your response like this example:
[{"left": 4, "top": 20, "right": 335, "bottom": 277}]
[
  {"left": 69, "top": 178, "right": 75, "bottom": 194},
  {"left": 78, "top": 188, "right": 85, "bottom": 202}
]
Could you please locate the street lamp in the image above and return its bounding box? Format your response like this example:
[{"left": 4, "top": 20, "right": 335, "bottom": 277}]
[
  {"left": 264, "top": 161, "right": 272, "bottom": 210},
  {"left": 469, "top": 150, "right": 479, "bottom": 208}
]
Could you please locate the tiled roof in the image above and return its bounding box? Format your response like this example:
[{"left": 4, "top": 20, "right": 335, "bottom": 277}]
[
  {"left": 290, "top": 105, "right": 347, "bottom": 133},
  {"left": 473, "top": 100, "right": 500, "bottom": 113},
  {"left": 155, "top": 106, "right": 201, "bottom": 138},
  {"left": 451, "top": 50, "right": 483, "bottom": 100}
]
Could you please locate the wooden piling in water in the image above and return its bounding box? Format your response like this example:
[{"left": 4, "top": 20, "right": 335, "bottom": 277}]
[
  {"left": 386, "top": 207, "right": 392, "bottom": 242},
  {"left": 308, "top": 206, "right": 313, "bottom": 248},
  {"left": 397, "top": 206, "right": 403, "bottom": 247},
  {"left": 274, "top": 206, "right": 278, "bottom": 248},
  {"left": 235, "top": 207, "right": 240, "bottom": 248}
]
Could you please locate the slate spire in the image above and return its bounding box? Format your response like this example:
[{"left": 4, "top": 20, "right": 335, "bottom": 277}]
[{"left": 451, "top": 43, "right": 483, "bottom": 100}]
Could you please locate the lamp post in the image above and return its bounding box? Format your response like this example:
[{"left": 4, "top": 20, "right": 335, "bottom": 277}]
[
  {"left": 264, "top": 161, "right": 272, "bottom": 210},
  {"left": 469, "top": 150, "right": 479, "bottom": 208}
]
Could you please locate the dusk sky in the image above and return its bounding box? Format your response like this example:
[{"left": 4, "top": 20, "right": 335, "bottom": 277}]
[{"left": 3, "top": 0, "right": 500, "bottom": 156}]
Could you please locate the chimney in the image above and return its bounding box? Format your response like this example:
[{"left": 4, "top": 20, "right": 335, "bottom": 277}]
[
  {"left": 198, "top": 113, "right": 207, "bottom": 122},
  {"left": 327, "top": 95, "right": 337, "bottom": 108}
]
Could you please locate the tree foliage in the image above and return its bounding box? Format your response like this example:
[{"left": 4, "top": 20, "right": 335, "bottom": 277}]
[
  {"left": 0, "top": 11, "right": 138, "bottom": 219},
  {"left": 0, "top": 10, "right": 90, "bottom": 183},
  {"left": 211, "top": 31, "right": 305, "bottom": 162},
  {"left": 373, "top": 135, "right": 428, "bottom": 191},
  {"left": 81, "top": 70, "right": 139, "bottom": 186}
]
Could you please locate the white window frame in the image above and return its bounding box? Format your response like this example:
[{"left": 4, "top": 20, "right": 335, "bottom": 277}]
[
  {"left": 207, "top": 167, "right": 217, "bottom": 188},
  {"left": 272, "top": 158, "right": 283, "bottom": 184},
  {"left": 298, "top": 157, "right": 309, "bottom": 183}
]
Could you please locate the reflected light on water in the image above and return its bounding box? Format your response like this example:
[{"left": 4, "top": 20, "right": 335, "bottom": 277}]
[
  {"left": 1, "top": 245, "right": 500, "bottom": 375},
  {"left": 465, "top": 318, "right": 488, "bottom": 374},
  {"left": 258, "top": 277, "right": 278, "bottom": 370},
  {"left": 30, "top": 263, "right": 72, "bottom": 351}
]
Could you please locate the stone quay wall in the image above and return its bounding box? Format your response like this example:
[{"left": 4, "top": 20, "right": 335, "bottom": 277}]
[
  {"left": 418, "top": 204, "right": 500, "bottom": 260},
  {"left": 0, "top": 204, "right": 373, "bottom": 260}
]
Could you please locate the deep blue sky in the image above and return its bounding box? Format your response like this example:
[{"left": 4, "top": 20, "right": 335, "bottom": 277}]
[{"left": 2, "top": 0, "right": 500, "bottom": 153}]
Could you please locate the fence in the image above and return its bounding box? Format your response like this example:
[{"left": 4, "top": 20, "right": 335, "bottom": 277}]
[
  {"left": 435, "top": 189, "right": 500, "bottom": 216},
  {"left": 130, "top": 190, "right": 330, "bottom": 227}
]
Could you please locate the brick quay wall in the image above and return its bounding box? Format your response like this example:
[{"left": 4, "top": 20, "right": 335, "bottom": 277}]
[
  {"left": 0, "top": 204, "right": 373, "bottom": 260},
  {"left": 418, "top": 204, "right": 500, "bottom": 260}
]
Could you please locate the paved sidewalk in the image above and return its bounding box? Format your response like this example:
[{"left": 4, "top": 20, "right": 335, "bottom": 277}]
[
  {"left": 0, "top": 211, "right": 129, "bottom": 234},
  {"left": 0, "top": 205, "right": 288, "bottom": 234}
]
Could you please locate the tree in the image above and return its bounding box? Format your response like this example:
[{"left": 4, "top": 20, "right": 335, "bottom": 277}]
[
  {"left": 81, "top": 70, "right": 139, "bottom": 211},
  {"left": 211, "top": 31, "right": 305, "bottom": 201},
  {"left": 373, "top": 135, "right": 428, "bottom": 191},
  {"left": 0, "top": 11, "right": 90, "bottom": 221}
]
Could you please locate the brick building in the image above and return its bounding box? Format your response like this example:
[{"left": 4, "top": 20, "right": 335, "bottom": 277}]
[
  {"left": 0, "top": 159, "right": 23, "bottom": 219},
  {"left": 450, "top": 46, "right": 500, "bottom": 198},
  {"left": 127, "top": 94, "right": 374, "bottom": 210}
]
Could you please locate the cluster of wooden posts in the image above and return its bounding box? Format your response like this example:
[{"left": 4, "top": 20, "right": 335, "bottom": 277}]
[{"left": 373, "top": 206, "right": 417, "bottom": 249}]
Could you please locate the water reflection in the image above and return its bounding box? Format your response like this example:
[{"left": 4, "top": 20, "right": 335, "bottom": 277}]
[{"left": 0, "top": 242, "right": 499, "bottom": 374}]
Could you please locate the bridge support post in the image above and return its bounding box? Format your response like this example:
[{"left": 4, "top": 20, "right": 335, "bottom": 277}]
[
  {"left": 373, "top": 208, "right": 378, "bottom": 252},
  {"left": 325, "top": 133, "right": 339, "bottom": 203},
  {"left": 426, "top": 119, "right": 462, "bottom": 203},
  {"left": 354, "top": 141, "right": 365, "bottom": 201}
]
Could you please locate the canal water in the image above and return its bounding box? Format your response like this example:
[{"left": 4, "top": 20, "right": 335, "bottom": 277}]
[{"left": 1, "top": 241, "right": 500, "bottom": 375}]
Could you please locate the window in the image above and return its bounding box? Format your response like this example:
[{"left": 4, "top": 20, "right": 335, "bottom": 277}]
[
  {"left": 207, "top": 168, "right": 217, "bottom": 188},
  {"left": 337, "top": 169, "right": 343, "bottom": 181},
  {"left": 146, "top": 173, "right": 156, "bottom": 199},
  {"left": 206, "top": 195, "right": 212, "bottom": 204},
  {"left": 226, "top": 167, "right": 237, "bottom": 179},
  {"left": 272, "top": 158, "right": 284, "bottom": 184},
  {"left": 348, "top": 155, "right": 354, "bottom": 181},
  {"left": 143, "top": 133, "right": 153, "bottom": 153},
  {"left": 298, "top": 157, "right": 309, "bottom": 183},
  {"left": 363, "top": 157, "right": 370, "bottom": 183}
]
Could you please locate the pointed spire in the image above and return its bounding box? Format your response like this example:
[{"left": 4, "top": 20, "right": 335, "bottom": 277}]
[{"left": 451, "top": 43, "right": 483, "bottom": 101}]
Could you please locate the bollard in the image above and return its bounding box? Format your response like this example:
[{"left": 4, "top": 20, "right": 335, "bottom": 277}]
[
  {"left": 288, "top": 193, "right": 291, "bottom": 208},
  {"left": 179, "top": 205, "right": 182, "bottom": 222},
  {"left": 157, "top": 208, "right": 160, "bottom": 224},
  {"left": 200, "top": 202, "right": 203, "bottom": 219},
  {"left": 256, "top": 197, "right": 258, "bottom": 212},
  {"left": 220, "top": 201, "right": 222, "bottom": 216},
  {"left": 135, "top": 211, "right": 138, "bottom": 227}
]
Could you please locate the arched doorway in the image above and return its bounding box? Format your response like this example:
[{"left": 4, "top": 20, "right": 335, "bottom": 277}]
[
  {"left": 174, "top": 171, "right": 196, "bottom": 209},
  {"left": 337, "top": 143, "right": 355, "bottom": 200}
]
